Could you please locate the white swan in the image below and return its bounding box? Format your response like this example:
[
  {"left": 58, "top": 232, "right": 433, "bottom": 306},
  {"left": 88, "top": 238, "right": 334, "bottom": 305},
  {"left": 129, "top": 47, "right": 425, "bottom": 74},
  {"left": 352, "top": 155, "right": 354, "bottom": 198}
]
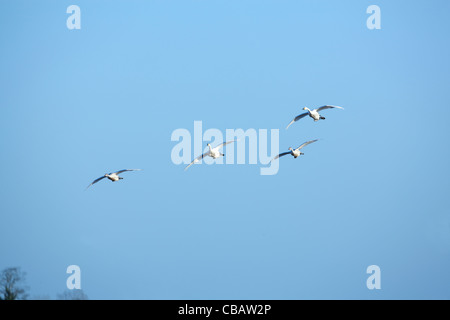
[
  {"left": 270, "top": 140, "right": 318, "bottom": 162},
  {"left": 286, "top": 105, "right": 343, "bottom": 129},
  {"left": 185, "top": 141, "right": 235, "bottom": 171},
  {"left": 86, "top": 169, "right": 142, "bottom": 189}
]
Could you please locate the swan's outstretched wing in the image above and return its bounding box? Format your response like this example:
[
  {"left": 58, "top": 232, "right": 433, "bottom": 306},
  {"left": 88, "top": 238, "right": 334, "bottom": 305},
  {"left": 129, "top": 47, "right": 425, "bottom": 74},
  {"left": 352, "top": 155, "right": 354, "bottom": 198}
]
[
  {"left": 86, "top": 176, "right": 107, "bottom": 190},
  {"left": 114, "top": 169, "right": 142, "bottom": 175},
  {"left": 286, "top": 112, "right": 308, "bottom": 129},
  {"left": 270, "top": 152, "right": 292, "bottom": 162},
  {"left": 215, "top": 140, "right": 235, "bottom": 150},
  {"left": 185, "top": 153, "right": 208, "bottom": 171},
  {"left": 296, "top": 139, "right": 318, "bottom": 151},
  {"left": 315, "top": 105, "right": 344, "bottom": 112}
]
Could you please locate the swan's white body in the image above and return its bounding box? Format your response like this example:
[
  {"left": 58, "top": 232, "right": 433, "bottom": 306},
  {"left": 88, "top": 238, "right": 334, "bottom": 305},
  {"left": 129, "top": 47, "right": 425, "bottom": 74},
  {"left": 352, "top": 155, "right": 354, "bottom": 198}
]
[
  {"left": 185, "top": 141, "right": 235, "bottom": 170},
  {"left": 105, "top": 173, "right": 120, "bottom": 182},
  {"left": 290, "top": 148, "right": 302, "bottom": 158},
  {"left": 304, "top": 107, "right": 321, "bottom": 121},
  {"left": 207, "top": 144, "right": 223, "bottom": 159}
]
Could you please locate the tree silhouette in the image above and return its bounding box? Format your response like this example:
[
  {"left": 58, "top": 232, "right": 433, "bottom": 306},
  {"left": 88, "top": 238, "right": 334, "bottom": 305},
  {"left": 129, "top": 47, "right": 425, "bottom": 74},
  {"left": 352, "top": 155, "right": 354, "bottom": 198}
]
[{"left": 0, "top": 267, "right": 29, "bottom": 300}]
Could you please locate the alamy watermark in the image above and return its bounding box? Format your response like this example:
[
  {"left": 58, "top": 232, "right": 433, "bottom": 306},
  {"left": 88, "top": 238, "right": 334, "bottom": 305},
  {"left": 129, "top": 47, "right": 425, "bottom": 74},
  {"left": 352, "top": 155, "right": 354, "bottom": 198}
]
[
  {"left": 366, "top": 5, "right": 381, "bottom": 30},
  {"left": 67, "top": 5, "right": 81, "bottom": 30},
  {"left": 66, "top": 265, "right": 81, "bottom": 290},
  {"left": 366, "top": 265, "right": 381, "bottom": 290},
  {"left": 171, "top": 121, "right": 280, "bottom": 175}
]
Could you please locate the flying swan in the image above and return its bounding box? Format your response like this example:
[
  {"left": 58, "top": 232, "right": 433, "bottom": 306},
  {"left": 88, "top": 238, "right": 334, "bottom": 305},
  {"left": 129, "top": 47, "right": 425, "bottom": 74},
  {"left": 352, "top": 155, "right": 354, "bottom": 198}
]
[
  {"left": 286, "top": 105, "right": 343, "bottom": 129},
  {"left": 86, "top": 169, "right": 142, "bottom": 189},
  {"left": 270, "top": 140, "right": 318, "bottom": 162},
  {"left": 185, "top": 141, "right": 235, "bottom": 171}
]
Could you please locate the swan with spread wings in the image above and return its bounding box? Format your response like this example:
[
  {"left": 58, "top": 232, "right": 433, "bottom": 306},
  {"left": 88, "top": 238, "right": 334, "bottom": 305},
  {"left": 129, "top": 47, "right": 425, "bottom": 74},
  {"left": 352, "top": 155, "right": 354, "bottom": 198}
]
[
  {"left": 86, "top": 169, "right": 142, "bottom": 189},
  {"left": 270, "top": 140, "right": 318, "bottom": 162},
  {"left": 185, "top": 141, "right": 235, "bottom": 171},
  {"left": 286, "top": 105, "right": 343, "bottom": 129}
]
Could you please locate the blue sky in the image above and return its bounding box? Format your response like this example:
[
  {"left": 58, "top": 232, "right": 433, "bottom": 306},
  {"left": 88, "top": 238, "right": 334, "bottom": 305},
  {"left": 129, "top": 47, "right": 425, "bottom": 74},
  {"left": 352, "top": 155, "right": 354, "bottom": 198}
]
[{"left": 0, "top": 0, "right": 449, "bottom": 299}]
